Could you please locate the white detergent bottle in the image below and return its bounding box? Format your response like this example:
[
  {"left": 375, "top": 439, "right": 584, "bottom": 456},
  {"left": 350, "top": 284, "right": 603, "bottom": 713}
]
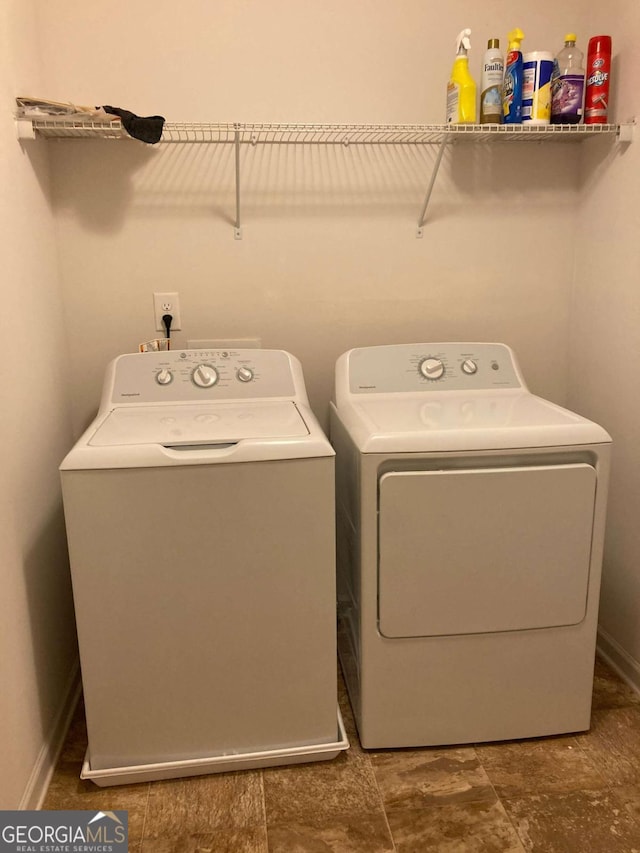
[{"left": 480, "top": 38, "right": 504, "bottom": 123}]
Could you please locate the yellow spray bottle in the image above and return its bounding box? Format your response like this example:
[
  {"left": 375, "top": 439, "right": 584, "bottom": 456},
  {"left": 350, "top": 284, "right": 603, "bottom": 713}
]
[{"left": 446, "top": 28, "right": 477, "bottom": 123}]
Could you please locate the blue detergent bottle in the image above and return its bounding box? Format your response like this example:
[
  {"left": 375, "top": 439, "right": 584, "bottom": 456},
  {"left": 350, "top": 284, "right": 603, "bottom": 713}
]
[{"left": 502, "top": 28, "right": 525, "bottom": 123}]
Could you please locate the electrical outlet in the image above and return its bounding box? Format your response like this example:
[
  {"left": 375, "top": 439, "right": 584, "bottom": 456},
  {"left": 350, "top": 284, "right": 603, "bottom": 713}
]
[{"left": 153, "top": 292, "right": 182, "bottom": 332}]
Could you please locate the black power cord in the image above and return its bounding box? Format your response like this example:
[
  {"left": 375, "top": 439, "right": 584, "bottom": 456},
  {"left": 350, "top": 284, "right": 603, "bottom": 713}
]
[{"left": 162, "top": 314, "right": 173, "bottom": 349}]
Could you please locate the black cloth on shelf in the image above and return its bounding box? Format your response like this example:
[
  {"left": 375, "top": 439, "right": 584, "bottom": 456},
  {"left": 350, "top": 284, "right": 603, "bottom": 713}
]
[{"left": 102, "top": 106, "right": 165, "bottom": 144}]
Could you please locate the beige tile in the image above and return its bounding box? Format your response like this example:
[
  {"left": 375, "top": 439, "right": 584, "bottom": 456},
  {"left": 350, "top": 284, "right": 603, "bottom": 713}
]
[
  {"left": 387, "top": 800, "right": 525, "bottom": 853},
  {"left": 502, "top": 788, "right": 640, "bottom": 852},
  {"left": 267, "top": 814, "right": 395, "bottom": 852},
  {"left": 371, "top": 747, "right": 496, "bottom": 811},
  {"left": 143, "top": 771, "right": 264, "bottom": 837},
  {"left": 263, "top": 752, "right": 382, "bottom": 824},
  {"left": 610, "top": 783, "right": 640, "bottom": 822},
  {"left": 592, "top": 658, "right": 640, "bottom": 711},
  {"left": 577, "top": 705, "right": 640, "bottom": 786},
  {"left": 42, "top": 762, "right": 149, "bottom": 843},
  {"left": 139, "top": 826, "right": 268, "bottom": 852},
  {"left": 476, "top": 735, "right": 606, "bottom": 797}
]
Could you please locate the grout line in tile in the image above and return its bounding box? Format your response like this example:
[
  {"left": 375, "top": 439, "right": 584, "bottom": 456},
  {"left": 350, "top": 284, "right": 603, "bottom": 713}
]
[
  {"left": 138, "top": 782, "right": 152, "bottom": 846},
  {"left": 493, "top": 793, "right": 529, "bottom": 851},
  {"left": 569, "top": 727, "right": 614, "bottom": 791},
  {"left": 471, "top": 744, "right": 502, "bottom": 801},
  {"left": 368, "top": 753, "right": 399, "bottom": 852},
  {"left": 258, "top": 770, "right": 269, "bottom": 848},
  {"left": 458, "top": 747, "right": 526, "bottom": 853},
  {"left": 368, "top": 743, "right": 504, "bottom": 811}
]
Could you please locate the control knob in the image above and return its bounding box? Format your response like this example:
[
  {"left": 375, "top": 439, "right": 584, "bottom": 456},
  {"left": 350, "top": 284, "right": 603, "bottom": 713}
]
[
  {"left": 236, "top": 366, "right": 254, "bottom": 383},
  {"left": 155, "top": 368, "right": 173, "bottom": 386},
  {"left": 419, "top": 357, "right": 445, "bottom": 381},
  {"left": 461, "top": 359, "right": 478, "bottom": 375},
  {"left": 192, "top": 364, "right": 218, "bottom": 388}
]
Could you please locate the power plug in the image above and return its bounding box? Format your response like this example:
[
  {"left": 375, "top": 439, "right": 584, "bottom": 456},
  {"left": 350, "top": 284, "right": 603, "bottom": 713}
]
[{"left": 153, "top": 292, "right": 182, "bottom": 331}]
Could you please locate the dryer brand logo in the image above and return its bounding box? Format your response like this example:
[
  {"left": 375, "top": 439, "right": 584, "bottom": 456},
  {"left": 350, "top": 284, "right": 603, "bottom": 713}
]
[{"left": 0, "top": 810, "right": 128, "bottom": 853}]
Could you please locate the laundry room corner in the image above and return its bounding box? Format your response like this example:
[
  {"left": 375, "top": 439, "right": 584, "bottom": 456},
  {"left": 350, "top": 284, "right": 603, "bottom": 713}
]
[
  {"left": 570, "top": 3, "right": 640, "bottom": 693},
  {"left": 0, "top": 0, "right": 79, "bottom": 810}
]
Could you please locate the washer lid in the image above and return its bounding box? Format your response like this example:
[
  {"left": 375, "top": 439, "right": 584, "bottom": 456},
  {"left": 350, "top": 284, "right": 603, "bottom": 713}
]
[
  {"left": 336, "top": 392, "right": 611, "bottom": 452},
  {"left": 89, "top": 400, "right": 309, "bottom": 447}
]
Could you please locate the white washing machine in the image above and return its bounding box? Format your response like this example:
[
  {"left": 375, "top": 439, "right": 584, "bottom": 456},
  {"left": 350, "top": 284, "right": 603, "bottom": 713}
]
[
  {"left": 61, "top": 348, "right": 347, "bottom": 786},
  {"left": 330, "top": 342, "right": 611, "bottom": 749}
]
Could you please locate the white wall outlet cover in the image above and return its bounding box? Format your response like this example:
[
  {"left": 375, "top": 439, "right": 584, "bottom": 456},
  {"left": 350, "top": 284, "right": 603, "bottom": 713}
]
[{"left": 153, "top": 292, "right": 182, "bottom": 332}]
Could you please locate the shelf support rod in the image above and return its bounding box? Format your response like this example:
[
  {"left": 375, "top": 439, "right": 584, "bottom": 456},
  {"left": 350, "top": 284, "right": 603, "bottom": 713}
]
[
  {"left": 234, "top": 127, "right": 242, "bottom": 239},
  {"left": 416, "top": 137, "right": 449, "bottom": 238}
]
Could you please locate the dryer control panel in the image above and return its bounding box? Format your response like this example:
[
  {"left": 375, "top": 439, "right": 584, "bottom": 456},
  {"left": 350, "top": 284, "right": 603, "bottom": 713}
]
[
  {"left": 343, "top": 343, "right": 524, "bottom": 396},
  {"left": 106, "top": 349, "right": 300, "bottom": 405}
]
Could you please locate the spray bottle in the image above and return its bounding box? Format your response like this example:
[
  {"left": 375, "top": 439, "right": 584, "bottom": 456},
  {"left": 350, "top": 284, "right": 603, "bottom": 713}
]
[
  {"left": 446, "top": 29, "right": 477, "bottom": 124},
  {"left": 585, "top": 36, "right": 612, "bottom": 124},
  {"left": 502, "top": 28, "right": 525, "bottom": 124}
]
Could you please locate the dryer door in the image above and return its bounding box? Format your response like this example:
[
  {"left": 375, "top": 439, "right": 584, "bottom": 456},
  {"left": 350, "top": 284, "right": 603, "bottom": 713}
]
[{"left": 378, "top": 463, "right": 596, "bottom": 638}]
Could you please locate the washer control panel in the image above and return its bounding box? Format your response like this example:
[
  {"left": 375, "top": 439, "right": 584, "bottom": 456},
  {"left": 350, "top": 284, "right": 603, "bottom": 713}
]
[
  {"left": 347, "top": 343, "right": 523, "bottom": 394},
  {"left": 110, "top": 349, "right": 297, "bottom": 403}
]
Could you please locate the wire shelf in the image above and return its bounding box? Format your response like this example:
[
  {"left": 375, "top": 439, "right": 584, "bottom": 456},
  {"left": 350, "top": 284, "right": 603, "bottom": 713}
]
[
  {"left": 16, "top": 117, "right": 633, "bottom": 237},
  {"left": 19, "top": 119, "right": 631, "bottom": 145}
]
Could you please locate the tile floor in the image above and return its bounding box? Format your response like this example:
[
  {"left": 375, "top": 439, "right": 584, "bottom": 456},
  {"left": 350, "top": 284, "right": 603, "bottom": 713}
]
[{"left": 43, "top": 657, "right": 640, "bottom": 852}]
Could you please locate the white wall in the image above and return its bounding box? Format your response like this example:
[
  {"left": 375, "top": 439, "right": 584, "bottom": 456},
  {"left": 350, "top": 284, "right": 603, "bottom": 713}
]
[
  {"left": 35, "top": 0, "right": 601, "bottom": 434},
  {"left": 0, "top": 0, "right": 78, "bottom": 809},
  {"left": 571, "top": 3, "right": 640, "bottom": 684}
]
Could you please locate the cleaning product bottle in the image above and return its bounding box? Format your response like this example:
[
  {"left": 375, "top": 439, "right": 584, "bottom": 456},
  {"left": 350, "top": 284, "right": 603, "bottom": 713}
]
[
  {"left": 551, "top": 34, "right": 585, "bottom": 124},
  {"left": 502, "top": 28, "right": 525, "bottom": 124},
  {"left": 584, "top": 35, "right": 612, "bottom": 124},
  {"left": 446, "top": 29, "right": 477, "bottom": 124},
  {"left": 522, "top": 51, "right": 554, "bottom": 123},
  {"left": 480, "top": 38, "right": 504, "bottom": 123}
]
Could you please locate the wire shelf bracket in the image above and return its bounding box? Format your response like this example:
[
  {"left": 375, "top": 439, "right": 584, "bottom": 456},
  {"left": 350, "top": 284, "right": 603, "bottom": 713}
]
[
  {"left": 416, "top": 136, "right": 449, "bottom": 238},
  {"left": 234, "top": 129, "right": 242, "bottom": 240}
]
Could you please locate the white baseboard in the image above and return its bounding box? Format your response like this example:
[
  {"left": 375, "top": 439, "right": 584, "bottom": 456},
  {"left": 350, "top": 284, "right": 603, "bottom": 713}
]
[
  {"left": 20, "top": 659, "right": 81, "bottom": 811},
  {"left": 597, "top": 626, "right": 640, "bottom": 697}
]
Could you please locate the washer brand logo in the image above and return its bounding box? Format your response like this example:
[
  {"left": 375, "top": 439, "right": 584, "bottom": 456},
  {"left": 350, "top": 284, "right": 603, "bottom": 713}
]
[{"left": 0, "top": 810, "right": 128, "bottom": 853}]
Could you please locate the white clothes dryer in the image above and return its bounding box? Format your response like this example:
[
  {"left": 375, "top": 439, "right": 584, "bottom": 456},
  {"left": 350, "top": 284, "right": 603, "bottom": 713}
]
[
  {"left": 61, "top": 348, "right": 347, "bottom": 786},
  {"left": 330, "top": 342, "right": 611, "bottom": 749}
]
